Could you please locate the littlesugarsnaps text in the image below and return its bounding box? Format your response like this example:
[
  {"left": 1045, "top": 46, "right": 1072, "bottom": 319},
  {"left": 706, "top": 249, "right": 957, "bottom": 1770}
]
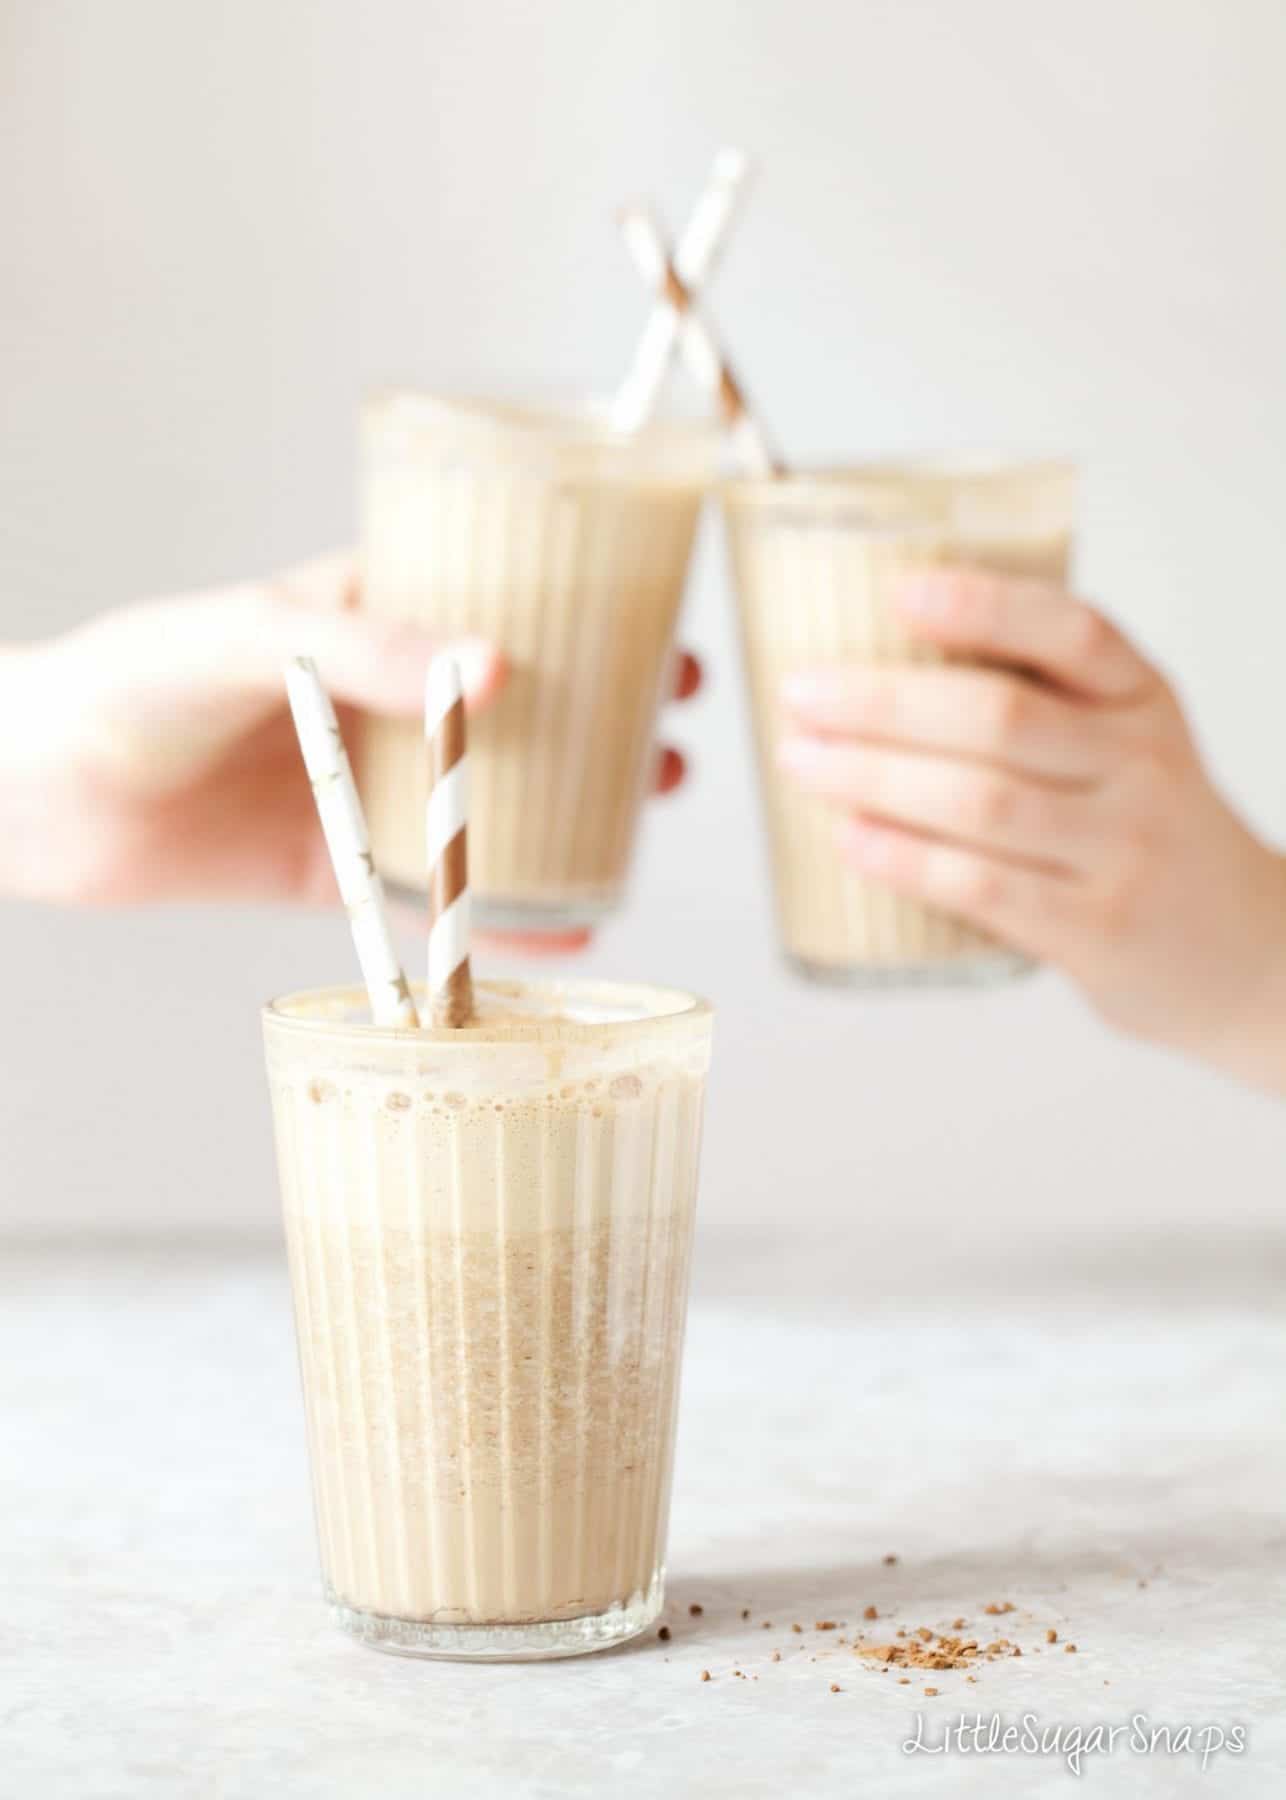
[{"left": 902, "top": 1712, "right": 1247, "bottom": 1777}]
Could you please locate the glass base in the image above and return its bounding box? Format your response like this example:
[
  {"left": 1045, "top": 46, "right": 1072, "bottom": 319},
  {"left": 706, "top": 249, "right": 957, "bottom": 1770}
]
[
  {"left": 383, "top": 880, "right": 618, "bottom": 936},
  {"left": 326, "top": 1574, "right": 663, "bottom": 1663},
  {"left": 787, "top": 949, "right": 1036, "bottom": 990}
]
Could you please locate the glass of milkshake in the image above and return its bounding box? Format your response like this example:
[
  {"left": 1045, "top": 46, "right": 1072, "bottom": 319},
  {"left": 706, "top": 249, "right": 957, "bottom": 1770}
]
[
  {"left": 722, "top": 458, "right": 1076, "bottom": 985},
  {"left": 263, "top": 977, "right": 712, "bottom": 1660},
  {"left": 356, "top": 395, "right": 715, "bottom": 930}
]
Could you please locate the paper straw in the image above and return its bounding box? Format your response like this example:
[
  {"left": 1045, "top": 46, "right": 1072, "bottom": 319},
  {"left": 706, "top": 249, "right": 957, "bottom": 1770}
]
[
  {"left": 284, "top": 657, "right": 419, "bottom": 1029},
  {"left": 425, "top": 655, "right": 475, "bottom": 1029},
  {"left": 611, "top": 147, "right": 751, "bottom": 432},
  {"left": 618, "top": 204, "right": 781, "bottom": 477}
]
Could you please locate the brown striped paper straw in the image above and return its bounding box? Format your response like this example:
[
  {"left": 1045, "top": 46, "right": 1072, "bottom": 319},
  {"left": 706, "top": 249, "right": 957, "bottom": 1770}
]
[
  {"left": 284, "top": 657, "right": 419, "bottom": 1029},
  {"left": 425, "top": 654, "right": 475, "bottom": 1029},
  {"left": 618, "top": 202, "right": 782, "bottom": 478}
]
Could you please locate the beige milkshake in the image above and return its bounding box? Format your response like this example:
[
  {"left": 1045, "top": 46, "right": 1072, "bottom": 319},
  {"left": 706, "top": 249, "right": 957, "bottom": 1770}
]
[
  {"left": 723, "top": 460, "right": 1076, "bottom": 984},
  {"left": 356, "top": 396, "right": 714, "bottom": 929},
  {"left": 263, "top": 978, "right": 712, "bottom": 1660}
]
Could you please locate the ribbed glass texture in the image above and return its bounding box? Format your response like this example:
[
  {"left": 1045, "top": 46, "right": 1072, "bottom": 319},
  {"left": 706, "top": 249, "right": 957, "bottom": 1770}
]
[
  {"left": 722, "top": 460, "right": 1076, "bottom": 986},
  {"left": 262, "top": 980, "right": 712, "bottom": 1660},
  {"left": 357, "top": 396, "right": 714, "bottom": 930}
]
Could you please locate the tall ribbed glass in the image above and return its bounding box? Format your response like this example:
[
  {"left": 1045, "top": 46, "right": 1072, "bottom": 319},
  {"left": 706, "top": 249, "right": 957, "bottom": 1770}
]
[
  {"left": 262, "top": 979, "right": 712, "bottom": 1660},
  {"left": 723, "top": 460, "right": 1076, "bottom": 986},
  {"left": 357, "top": 396, "right": 715, "bottom": 930}
]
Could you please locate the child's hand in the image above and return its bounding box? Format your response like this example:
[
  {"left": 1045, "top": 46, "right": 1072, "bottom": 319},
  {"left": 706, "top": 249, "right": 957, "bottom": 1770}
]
[
  {"left": 780, "top": 568, "right": 1286, "bottom": 1093},
  {"left": 2, "top": 553, "right": 701, "bottom": 957}
]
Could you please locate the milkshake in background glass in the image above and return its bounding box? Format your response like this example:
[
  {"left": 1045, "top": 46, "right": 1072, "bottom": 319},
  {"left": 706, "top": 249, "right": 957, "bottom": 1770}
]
[
  {"left": 357, "top": 395, "right": 715, "bottom": 930},
  {"left": 263, "top": 977, "right": 712, "bottom": 1660},
  {"left": 723, "top": 459, "right": 1076, "bottom": 985}
]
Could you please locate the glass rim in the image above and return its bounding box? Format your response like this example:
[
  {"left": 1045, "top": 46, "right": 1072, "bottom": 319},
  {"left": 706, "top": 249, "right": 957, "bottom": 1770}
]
[
  {"left": 262, "top": 977, "right": 713, "bottom": 1048},
  {"left": 363, "top": 388, "right": 722, "bottom": 454},
  {"left": 720, "top": 453, "right": 1078, "bottom": 510}
]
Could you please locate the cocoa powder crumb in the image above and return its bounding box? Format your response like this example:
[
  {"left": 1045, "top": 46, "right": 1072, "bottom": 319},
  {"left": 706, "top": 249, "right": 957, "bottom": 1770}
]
[
  {"left": 829, "top": 1683, "right": 841, "bottom": 1693},
  {"left": 857, "top": 1634, "right": 982, "bottom": 1673},
  {"left": 884, "top": 1554, "right": 898, "bottom": 1565},
  {"left": 771, "top": 1651, "right": 781, "bottom": 1662},
  {"left": 863, "top": 1605, "right": 879, "bottom": 1621},
  {"left": 689, "top": 1604, "right": 704, "bottom": 1617},
  {"left": 1065, "top": 1644, "right": 1078, "bottom": 1654},
  {"left": 924, "top": 1687, "right": 939, "bottom": 1697},
  {"left": 952, "top": 1618, "right": 967, "bottom": 1630},
  {"left": 815, "top": 1620, "right": 837, "bottom": 1631},
  {"left": 1046, "top": 1629, "right": 1057, "bottom": 1644},
  {"left": 657, "top": 1626, "right": 670, "bottom": 1641},
  {"left": 983, "top": 1602, "right": 1015, "bottom": 1616},
  {"left": 761, "top": 1621, "right": 772, "bottom": 1629},
  {"left": 741, "top": 1608, "right": 751, "bottom": 1620},
  {"left": 791, "top": 1623, "right": 803, "bottom": 1633},
  {"left": 700, "top": 1670, "right": 711, "bottom": 1682}
]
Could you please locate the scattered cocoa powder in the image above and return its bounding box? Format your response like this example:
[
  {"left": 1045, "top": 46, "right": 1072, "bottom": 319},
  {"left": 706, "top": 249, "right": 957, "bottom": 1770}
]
[
  {"left": 657, "top": 1626, "right": 670, "bottom": 1642},
  {"left": 883, "top": 1554, "right": 898, "bottom": 1565},
  {"left": 700, "top": 1593, "right": 1090, "bottom": 1690},
  {"left": 854, "top": 1627, "right": 1028, "bottom": 1676}
]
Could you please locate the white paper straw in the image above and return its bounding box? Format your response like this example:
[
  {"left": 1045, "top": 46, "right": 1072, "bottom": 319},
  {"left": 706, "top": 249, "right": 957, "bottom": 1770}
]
[
  {"left": 284, "top": 657, "right": 419, "bottom": 1029},
  {"left": 611, "top": 147, "right": 752, "bottom": 432}
]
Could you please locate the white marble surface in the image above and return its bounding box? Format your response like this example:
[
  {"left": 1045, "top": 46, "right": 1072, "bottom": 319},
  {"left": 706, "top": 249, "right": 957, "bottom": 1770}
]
[{"left": 4, "top": 1236, "right": 1285, "bottom": 1798}]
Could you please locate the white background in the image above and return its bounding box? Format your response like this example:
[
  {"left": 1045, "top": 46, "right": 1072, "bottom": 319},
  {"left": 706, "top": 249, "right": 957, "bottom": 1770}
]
[{"left": 3, "top": 0, "right": 1284, "bottom": 1284}]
